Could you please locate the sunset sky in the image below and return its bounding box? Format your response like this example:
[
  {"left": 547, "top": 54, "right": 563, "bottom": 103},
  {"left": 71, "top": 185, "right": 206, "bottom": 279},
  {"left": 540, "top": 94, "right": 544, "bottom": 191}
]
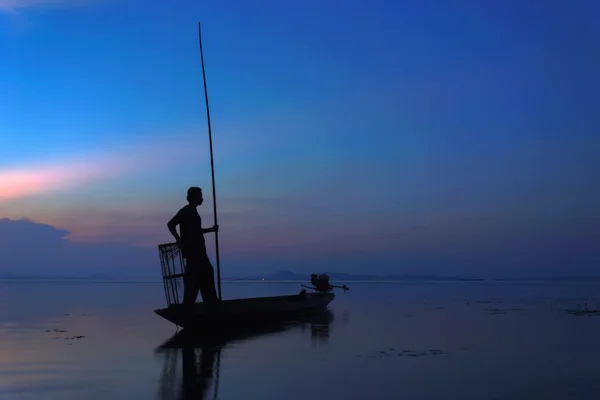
[{"left": 0, "top": 0, "right": 598, "bottom": 279}]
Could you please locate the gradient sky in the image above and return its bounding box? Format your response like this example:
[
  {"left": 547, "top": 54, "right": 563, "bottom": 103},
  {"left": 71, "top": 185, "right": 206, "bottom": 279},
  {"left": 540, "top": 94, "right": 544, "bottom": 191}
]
[{"left": 1, "top": 0, "right": 599, "bottom": 278}]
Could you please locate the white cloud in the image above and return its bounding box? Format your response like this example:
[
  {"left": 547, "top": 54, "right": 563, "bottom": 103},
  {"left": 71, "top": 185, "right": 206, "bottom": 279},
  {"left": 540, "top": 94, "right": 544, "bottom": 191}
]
[{"left": 0, "top": 0, "right": 89, "bottom": 13}]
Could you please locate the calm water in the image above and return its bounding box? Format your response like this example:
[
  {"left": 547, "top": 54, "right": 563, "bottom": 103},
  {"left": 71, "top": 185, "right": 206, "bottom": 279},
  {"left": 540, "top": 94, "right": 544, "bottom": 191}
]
[{"left": 1, "top": 280, "right": 600, "bottom": 399}]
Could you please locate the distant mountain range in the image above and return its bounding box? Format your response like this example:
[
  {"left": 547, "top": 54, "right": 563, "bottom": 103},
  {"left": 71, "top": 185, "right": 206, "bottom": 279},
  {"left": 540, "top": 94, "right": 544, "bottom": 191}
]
[
  {"left": 2, "top": 270, "right": 600, "bottom": 282},
  {"left": 0, "top": 272, "right": 115, "bottom": 281},
  {"left": 226, "top": 270, "right": 484, "bottom": 282},
  {"left": 226, "top": 270, "right": 600, "bottom": 282}
]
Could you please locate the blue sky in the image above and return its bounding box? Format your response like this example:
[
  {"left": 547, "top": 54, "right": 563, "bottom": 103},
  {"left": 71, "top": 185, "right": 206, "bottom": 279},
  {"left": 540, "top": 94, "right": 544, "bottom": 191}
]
[{"left": 0, "top": 0, "right": 598, "bottom": 278}]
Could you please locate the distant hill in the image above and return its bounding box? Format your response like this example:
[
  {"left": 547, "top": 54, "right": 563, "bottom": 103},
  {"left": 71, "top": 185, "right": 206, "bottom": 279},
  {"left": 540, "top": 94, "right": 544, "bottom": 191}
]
[
  {"left": 225, "top": 270, "right": 485, "bottom": 282},
  {"left": 0, "top": 272, "right": 115, "bottom": 281},
  {"left": 3, "top": 270, "right": 599, "bottom": 283},
  {"left": 490, "top": 276, "right": 600, "bottom": 282}
]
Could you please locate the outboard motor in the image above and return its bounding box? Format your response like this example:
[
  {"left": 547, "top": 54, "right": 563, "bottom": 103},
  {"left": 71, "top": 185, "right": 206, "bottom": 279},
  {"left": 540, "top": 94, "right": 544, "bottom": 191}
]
[
  {"left": 311, "top": 273, "right": 332, "bottom": 292},
  {"left": 305, "top": 273, "right": 350, "bottom": 293}
]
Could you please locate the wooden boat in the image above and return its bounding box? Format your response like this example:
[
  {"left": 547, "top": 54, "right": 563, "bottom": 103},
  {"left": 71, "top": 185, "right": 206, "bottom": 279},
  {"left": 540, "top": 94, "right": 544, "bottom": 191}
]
[
  {"left": 153, "top": 24, "right": 348, "bottom": 330},
  {"left": 155, "top": 238, "right": 346, "bottom": 329},
  {"left": 154, "top": 308, "right": 334, "bottom": 351},
  {"left": 154, "top": 291, "right": 334, "bottom": 329},
  {"left": 155, "top": 240, "right": 343, "bottom": 329}
]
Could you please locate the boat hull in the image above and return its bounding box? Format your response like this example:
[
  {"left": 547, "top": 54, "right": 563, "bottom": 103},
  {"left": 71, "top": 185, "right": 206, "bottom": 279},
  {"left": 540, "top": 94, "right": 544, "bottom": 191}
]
[
  {"left": 154, "top": 291, "right": 334, "bottom": 330},
  {"left": 155, "top": 307, "right": 334, "bottom": 352}
]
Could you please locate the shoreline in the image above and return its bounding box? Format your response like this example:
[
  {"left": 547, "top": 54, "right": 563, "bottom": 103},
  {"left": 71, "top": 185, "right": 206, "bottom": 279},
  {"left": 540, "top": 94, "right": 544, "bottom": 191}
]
[{"left": 1, "top": 278, "right": 598, "bottom": 284}]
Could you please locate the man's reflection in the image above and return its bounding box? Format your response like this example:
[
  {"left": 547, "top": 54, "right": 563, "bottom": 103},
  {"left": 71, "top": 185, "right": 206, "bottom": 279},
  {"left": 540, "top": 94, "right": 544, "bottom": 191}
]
[
  {"left": 181, "top": 346, "right": 219, "bottom": 399},
  {"left": 157, "top": 310, "right": 334, "bottom": 400}
]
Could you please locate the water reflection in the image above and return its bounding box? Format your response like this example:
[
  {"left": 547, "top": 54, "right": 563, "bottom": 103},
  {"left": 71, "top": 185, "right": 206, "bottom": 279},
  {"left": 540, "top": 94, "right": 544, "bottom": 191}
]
[
  {"left": 295, "top": 309, "right": 334, "bottom": 346},
  {"left": 155, "top": 310, "right": 334, "bottom": 400}
]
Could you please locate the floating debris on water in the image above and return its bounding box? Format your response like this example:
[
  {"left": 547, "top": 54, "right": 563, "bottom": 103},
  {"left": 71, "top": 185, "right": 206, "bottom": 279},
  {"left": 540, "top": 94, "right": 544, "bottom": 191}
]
[
  {"left": 357, "top": 348, "right": 450, "bottom": 359},
  {"left": 64, "top": 336, "right": 86, "bottom": 340},
  {"left": 471, "top": 298, "right": 503, "bottom": 305},
  {"left": 565, "top": 302, "right": 600, "bottom": 316},
  {"left": 397, "top": 349, "right": 449, "bottom": 357},
  {"left": 44, "top": 328, "right": 86, "bottom": 342},
  {"left": 566, "top": 309, "right": 600, "bottom": 316},
  {"left": 486, "top": 308, "right": 523, "bottom": 315}
]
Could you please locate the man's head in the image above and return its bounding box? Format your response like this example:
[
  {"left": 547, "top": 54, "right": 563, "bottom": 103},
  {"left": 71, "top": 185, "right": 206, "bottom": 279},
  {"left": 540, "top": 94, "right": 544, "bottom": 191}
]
[{"left": 187, "top": 186, "right": 204, "bottom": 206}]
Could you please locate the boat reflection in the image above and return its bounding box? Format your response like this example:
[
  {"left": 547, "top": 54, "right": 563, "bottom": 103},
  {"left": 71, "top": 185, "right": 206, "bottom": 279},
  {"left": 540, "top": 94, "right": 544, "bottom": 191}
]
[
  {"left": 155, "top": 309, "right": 334, "bottom": 400},
  {"left": 296, "top": 308, "right": 334, "bottom": 345}
]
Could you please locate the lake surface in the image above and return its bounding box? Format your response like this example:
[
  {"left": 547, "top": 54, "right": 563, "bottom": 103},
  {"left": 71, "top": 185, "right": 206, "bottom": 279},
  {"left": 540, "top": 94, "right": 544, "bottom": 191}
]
[{"left": 1, "top": 280, "right": 600, "bottom": 399}]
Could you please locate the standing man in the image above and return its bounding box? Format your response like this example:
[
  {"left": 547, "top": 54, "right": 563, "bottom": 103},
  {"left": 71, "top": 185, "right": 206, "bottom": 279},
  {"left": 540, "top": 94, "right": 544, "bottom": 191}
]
[{"left": 168, "top": 186, "right": 219, "bottom": 306}]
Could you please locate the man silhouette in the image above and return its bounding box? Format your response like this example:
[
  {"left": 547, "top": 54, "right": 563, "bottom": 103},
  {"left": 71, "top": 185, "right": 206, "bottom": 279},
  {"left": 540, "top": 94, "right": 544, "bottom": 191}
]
[{"left": 168, "top": 186, "right": 219, "bottom": 306}]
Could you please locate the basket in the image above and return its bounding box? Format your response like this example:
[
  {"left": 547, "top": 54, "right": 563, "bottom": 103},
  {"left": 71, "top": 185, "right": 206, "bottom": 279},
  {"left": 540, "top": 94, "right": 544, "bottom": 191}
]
[{"left": 158, "top": 242, "right": 186, "bottom": 307}]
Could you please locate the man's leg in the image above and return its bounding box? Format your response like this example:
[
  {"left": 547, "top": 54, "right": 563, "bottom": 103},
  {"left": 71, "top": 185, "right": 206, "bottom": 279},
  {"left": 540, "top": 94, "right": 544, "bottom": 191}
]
[
  {"left": 182, "top": 255, "right": 200, "bottom": 306},
  {"left": 198, "top": 256, "right": 219, "bottom": 303}
]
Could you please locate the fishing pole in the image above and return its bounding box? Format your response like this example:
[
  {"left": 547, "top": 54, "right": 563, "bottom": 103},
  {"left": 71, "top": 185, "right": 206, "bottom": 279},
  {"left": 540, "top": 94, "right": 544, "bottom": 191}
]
[{"left": 198, "top": 22, "right": 222, "bottom": 301}]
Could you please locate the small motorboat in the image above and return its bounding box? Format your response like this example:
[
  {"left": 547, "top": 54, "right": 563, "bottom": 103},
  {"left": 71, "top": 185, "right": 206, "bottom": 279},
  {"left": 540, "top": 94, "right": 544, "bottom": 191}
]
[
  {"left": 154, "top": 243, "right": 347, "bottom": 330},
  {"left": 154, "top": 307, "right": 335, "bottom": 350},
  {"left": 154, "top": 290, "right": 334, "bottom": 329}
]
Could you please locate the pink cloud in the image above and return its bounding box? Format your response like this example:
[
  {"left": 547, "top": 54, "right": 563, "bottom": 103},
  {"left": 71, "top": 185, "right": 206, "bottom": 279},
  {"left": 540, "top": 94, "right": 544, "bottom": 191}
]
[
  {"left": 0, "top": 137, "right": 208, "bottom": 201},
  {"left": 0, "top": 164, "right": 95, "bottom": 200}
]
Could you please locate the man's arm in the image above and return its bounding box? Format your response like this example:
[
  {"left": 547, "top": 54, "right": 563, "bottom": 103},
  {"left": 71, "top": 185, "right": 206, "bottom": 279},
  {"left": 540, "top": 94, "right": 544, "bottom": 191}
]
[
  {"left": 167, "top": 212, "right": 183, "bottom": 243},
  {"left": 200, "top": 225, "right": 219, "bottom": 234}
]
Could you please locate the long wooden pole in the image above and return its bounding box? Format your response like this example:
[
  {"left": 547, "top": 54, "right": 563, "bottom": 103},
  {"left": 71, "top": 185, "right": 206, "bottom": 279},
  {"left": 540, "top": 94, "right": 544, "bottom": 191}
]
[{"left": 198, "top": 22, "right": 222, "bottom": 301}]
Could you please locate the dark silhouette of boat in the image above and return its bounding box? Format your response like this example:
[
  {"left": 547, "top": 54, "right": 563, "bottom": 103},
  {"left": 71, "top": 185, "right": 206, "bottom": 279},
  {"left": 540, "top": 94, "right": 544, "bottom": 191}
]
[
  {"left": 154, "top": 289, "right": 335, "bottom": 329},
  {"left": 154, "top": 242, "right": 340, "bottom": 329}
]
